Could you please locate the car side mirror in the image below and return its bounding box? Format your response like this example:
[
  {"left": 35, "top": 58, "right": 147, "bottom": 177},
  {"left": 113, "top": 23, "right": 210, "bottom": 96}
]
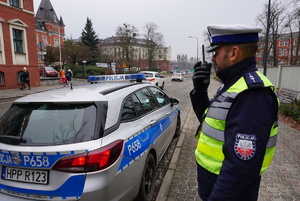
[{"left": 170, "top": 97, "right": 179, "bottom": 106}]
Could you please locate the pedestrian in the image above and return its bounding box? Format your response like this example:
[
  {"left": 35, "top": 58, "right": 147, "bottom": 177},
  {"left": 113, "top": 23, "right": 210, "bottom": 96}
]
[
  {"left": 191, "top": 24, "right": 279, "bottom": 201},
  {"left": 66, "top": 69, "right": 73, "bottom": 89},
  {"left": 20, "top": 67, "right": 30, "bottom": 90},
  {"left": 61, "top": 76, "right": 67, "bottom": 87}
]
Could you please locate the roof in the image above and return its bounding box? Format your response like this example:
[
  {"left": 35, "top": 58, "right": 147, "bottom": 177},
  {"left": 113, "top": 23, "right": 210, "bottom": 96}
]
[{"left": 35, "top": 0, "right": 64, "bottom": 26}]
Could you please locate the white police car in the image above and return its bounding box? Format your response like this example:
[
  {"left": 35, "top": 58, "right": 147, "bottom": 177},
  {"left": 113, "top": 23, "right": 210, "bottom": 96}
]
[{"left": 0, "top": 74, "right": 180, "bottom": 201}]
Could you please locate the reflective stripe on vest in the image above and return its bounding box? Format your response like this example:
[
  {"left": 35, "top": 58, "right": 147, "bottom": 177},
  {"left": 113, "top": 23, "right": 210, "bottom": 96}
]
[{"left": 195, "top": 71, "right": 279, "bottom": 175}]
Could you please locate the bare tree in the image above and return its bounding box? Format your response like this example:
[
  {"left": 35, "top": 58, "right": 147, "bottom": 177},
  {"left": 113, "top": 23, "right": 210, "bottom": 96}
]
[
  {"left": 143, "top": 22, "right": 164, "bottom": 69},
  {"left": 115, "top": 23, "right": 138, "bottom": 68},
  {"left": 290, "top": 1, "right": 300, "bottom": 64},
  {"left": 63, "top": 40, "right": 91, "bottom": 65},
  {"left": 257, "top": 0, "right": 287, "bottom": 66}
]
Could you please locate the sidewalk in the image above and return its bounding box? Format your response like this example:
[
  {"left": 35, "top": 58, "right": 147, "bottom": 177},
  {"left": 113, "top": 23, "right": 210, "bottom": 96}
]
[
  {"left": 157, "top": 78, "right": 300, "bottom": 201},
  {"left": 0, "top": 84, "right": 63, "bottom": 100}
]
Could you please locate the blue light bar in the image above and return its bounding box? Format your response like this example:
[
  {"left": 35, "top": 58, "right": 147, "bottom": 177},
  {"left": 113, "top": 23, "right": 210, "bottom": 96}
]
[{"left": 88, "top": 74, "right": 146, "bottom": 83}]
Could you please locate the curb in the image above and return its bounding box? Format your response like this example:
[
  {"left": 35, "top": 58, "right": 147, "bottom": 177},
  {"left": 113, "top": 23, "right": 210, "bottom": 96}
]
[{"left": 156, "top": 104, "right": 193, "bottom": 200}]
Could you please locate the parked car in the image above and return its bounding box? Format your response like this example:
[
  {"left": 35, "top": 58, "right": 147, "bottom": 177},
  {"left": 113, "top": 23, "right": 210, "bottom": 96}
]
[
  {"left": 0, "top": 74, "right": 181, "bottom": 201},
  {"left": 139, "top": 71, "right": 165, "bottom": 90},
  {"left": 39, "top": 66, "right": 58, "bottom": 77},
  {"left": 171, "top": 73, "right": 184, "bottom": 82}
]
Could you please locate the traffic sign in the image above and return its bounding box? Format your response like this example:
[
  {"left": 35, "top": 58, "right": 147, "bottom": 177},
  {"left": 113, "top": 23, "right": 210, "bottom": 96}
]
[{"left": 122, "top": 63, "right": 127, "bottom": 68}]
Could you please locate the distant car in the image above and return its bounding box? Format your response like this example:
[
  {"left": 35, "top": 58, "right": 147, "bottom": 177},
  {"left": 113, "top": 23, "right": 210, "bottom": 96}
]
[
  {"left": 139, "top": 71, "right": 165, "bottom": 90},
  {"left": 0, "top": 74, "right": 181, "bottom": 201},
  {"left": 171, "top": 73, "right": 184, "bottom": 82},
  {"left": 39, "top": 66, "right": 58, "bottom": 77}
]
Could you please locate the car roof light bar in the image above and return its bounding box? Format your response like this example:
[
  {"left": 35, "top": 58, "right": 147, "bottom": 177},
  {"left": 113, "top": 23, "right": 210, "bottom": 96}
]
[{"left": 88, "top": 74, "right": 146, "bottom": 83}]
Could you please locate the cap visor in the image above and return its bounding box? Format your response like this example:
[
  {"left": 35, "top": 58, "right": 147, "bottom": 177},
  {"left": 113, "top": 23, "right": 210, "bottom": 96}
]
[{"left": 207, "top": 45, "right": 220, "bottom": 52}]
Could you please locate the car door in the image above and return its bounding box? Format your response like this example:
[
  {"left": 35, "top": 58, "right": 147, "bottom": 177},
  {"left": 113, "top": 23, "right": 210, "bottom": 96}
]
[{"left": 148, "top": 87, "right": 177, "bottom": 153}]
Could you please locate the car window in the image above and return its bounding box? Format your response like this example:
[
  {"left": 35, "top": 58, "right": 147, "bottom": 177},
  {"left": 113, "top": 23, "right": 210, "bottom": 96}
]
[
  {"left": 149, "top": 87, "right": 170, "bottom": 107},
  {"left": 0, "top": 103, "right": 97, "bottom": 146},
  {"left": 121, "top": 96, "right": 137, "bottom": 121},
  {"left": 45, "top": 67, "right": 55, "bottom": 71},
  {"left": 155, "top": 73, "right": 161, "bottom": 78},
  {"left": 132, "top": 94, "right": 145, "bottom": 116},
  {"left": 142, "top": 73, "right": 153, "bottom": 78},
  {"left": 134, "top": 88, "right": 158, "bottom": 115}
]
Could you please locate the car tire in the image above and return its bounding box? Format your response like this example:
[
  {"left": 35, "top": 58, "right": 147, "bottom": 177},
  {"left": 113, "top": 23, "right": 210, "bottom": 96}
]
[
  {"left": 160, "top": 82, "right": 164, "bottom": 90},
  {"left": 174, "top": 112, "right": 181, "bottom": 138},
  {"left": 136, "top": 153, "right": 156, "bottom": 201}
]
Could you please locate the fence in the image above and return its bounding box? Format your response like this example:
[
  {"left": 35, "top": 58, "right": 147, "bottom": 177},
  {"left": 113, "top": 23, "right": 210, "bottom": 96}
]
[{"left": 257, "top": 65, "right": 300, "bottom": 100}]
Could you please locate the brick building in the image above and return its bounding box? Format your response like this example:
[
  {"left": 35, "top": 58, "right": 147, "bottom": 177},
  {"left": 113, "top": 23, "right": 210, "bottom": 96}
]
[
  {"left": 257, "top": 32, "right": 300, "bottom": 66},
  {"left": 0, "top": 0, "right": 39, "bottom": 89},
  {"left": 35, "top": 0, "right": 64, "bottom": 66}
]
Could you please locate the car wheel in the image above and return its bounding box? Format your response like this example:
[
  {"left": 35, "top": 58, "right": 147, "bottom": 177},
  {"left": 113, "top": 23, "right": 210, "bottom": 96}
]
[
  {"left": 174, "top": 112, "right": 181, "bottom": 138},
  {"left": 136, "top": 154, "right": 156, "bottom": 201},
  {"left": 160, "top": 82, "right": 164, "bottom": 90}
]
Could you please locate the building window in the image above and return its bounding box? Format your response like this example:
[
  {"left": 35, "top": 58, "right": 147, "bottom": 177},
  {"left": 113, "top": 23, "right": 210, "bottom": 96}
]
[
  {"left": 54, "top": 38, "right": 59, "bottom": 47},
  {"left": 284, "top": 41, "right": 288, "bottom": 46},
  {"left": 13, "top": 28, "right": 23, "bottom": 53},
  {"left": 9, "top": 0, "right": 21, "bottom": 8},
  {"left": 0, "top": 72, "right": 4, "bottom": 84},
  {"left": 283, "top": 49, "right": 287, "bottom": 56},
  {"left": 294, "top": 40, "right": 298, "bottom": 46},
  {"left": 279, "top": 41, "right": 283, "bottom": 46}
]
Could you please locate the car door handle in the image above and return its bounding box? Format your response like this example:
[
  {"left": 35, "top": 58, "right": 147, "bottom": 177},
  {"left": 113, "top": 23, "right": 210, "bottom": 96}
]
[{"left": 150, "top": 120, "right": 157, "bottom": 125}]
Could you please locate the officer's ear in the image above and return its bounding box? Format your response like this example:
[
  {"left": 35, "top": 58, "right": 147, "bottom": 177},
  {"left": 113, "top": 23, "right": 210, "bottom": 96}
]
[{"left": 229, "top": 45, "right": 242, "bottom": 63}]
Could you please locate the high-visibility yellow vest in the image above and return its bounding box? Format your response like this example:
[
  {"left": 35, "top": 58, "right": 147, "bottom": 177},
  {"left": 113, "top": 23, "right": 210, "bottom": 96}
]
[{"left": 195, "top": 71, "right": 279, "bottom": 175}]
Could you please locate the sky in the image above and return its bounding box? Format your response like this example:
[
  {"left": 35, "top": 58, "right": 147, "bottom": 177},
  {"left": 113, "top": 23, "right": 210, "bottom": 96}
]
[{"left": 33, "top": 0, "right": 271, "bottom": 61}]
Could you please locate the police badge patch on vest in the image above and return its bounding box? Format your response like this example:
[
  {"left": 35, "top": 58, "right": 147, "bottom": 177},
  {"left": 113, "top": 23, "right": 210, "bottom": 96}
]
[{"left": 234, "top": 133, "right": 256, "bottom": 160}]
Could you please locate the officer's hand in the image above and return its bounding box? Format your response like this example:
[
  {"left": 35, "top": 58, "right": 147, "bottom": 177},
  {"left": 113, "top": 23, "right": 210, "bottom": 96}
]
[{"left": 192, "top": 61, "right": 212, "bottom": 92}]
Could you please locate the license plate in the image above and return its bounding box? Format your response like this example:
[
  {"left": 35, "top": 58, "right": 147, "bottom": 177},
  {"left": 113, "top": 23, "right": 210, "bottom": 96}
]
[{"left": 2, "top": 166, "right": 49, "bottom": 184}]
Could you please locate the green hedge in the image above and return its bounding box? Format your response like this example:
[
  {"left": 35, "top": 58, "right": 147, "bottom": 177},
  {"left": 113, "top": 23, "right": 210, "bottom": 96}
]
[
  {"left": 54, "top": 65, "right": 106, "bottom": 79},
  {"left": 279, "top": 100, "right": 300, "bottom": 123}
]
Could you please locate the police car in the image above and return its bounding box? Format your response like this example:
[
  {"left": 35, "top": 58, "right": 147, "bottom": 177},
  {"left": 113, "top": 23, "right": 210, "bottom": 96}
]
[{"left": 0, "top": 74, "right": 180, "bottom": 201}]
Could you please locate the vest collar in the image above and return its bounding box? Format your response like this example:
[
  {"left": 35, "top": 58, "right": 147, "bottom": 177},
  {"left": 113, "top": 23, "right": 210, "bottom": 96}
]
[{"left": 217, "top": 57, "right": 257, "bottom": 86}]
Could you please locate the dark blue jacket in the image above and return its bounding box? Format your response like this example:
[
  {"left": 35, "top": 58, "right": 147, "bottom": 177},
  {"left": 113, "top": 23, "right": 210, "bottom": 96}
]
[{"left": 191, "top": 57, "right": 278, "bottom": 201}]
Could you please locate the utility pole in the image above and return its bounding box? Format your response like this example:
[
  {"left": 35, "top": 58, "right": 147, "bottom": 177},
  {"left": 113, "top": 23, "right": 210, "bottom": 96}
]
[{"left": 263, "top": 0, "right": 271, "bottom": 75}]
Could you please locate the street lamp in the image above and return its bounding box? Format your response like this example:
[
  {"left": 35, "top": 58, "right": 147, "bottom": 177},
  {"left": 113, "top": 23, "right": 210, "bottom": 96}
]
[
  {"left": 189, "top": 36, "right": 199, "bottom": 62},
  {"left": 82, "top": 60, "right": 87, "bottom": 77}
]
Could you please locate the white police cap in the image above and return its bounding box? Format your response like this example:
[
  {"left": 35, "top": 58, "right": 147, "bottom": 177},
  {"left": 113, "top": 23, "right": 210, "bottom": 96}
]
[{"left": 207, "top": 24, "right": 262, "bottom": 52}]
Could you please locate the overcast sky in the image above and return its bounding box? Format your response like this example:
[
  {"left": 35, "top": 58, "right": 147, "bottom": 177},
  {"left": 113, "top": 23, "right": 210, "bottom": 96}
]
[{"left": 34, "top": 0, "right": 271, "bottom": 61}]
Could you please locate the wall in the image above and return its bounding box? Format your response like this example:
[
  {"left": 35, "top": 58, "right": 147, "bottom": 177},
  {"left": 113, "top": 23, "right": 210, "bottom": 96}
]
[{"left": 258, "top": 65, "right": 300, "bottom": 100}]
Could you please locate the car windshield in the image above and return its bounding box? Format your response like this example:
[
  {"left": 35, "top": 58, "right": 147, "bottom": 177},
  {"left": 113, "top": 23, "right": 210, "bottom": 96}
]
[
  {"left": 174, "top": 73, "right": 181, "bottom": 76},
  {"left": 0, "top": 103, "right": 98, "bottom": 146},
  {"left": 45, "top": 67, "right": 56, "bottom": 71}
]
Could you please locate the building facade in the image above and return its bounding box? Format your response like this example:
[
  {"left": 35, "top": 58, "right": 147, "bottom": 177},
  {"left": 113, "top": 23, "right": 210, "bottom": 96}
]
[
  {"left": 35, "top": 0, "right": 64, "bottom": 66},
  {"left": 0, "top": 0, "right": 39, "bottom": 89},
  {"left": 257, "top": 32, "right": 300, "bottom": 67},
  {"left": 100, "top": 37, "right": 172, "bottom": 73}
]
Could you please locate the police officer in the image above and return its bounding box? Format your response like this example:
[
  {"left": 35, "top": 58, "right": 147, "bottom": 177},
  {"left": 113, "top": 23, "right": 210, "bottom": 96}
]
[{"left": 191, "top": 24, "right": 279, "bottom": 201}]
